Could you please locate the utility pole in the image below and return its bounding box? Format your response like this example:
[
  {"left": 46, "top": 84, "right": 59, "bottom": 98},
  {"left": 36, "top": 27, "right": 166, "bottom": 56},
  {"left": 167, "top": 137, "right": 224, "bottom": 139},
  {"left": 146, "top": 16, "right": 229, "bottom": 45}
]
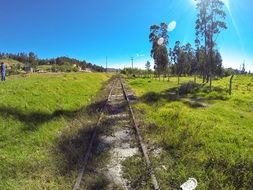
[{"left": 131, "top": 57, "right": 133, "bottom": 69}]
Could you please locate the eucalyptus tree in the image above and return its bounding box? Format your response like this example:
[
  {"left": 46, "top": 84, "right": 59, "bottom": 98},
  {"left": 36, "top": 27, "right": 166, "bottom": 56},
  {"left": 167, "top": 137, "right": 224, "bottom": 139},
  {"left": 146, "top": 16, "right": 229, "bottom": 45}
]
[
  {"left": 241, "top": 62, "right": 246, "bottom": 74},
  {"left": 145, "top": 60, "right": 151, "bottom": 77},
  {"left": 28, "top": 52, "right": 38, "bottom": 71},
  {"left": 213, "top": 50, "right": 223, "bottom": 77},
  {"left": 195, "top": 0, "right": 227, "bottom": 89},
  {"left": 171, "top": 41, "right": 184, "bottom": 84},
  {"left": 149, "top": 23, "right": 169, "bottom": 79},
  {"left": 183, "top": 43, "right": 195, "bottom": 75}
]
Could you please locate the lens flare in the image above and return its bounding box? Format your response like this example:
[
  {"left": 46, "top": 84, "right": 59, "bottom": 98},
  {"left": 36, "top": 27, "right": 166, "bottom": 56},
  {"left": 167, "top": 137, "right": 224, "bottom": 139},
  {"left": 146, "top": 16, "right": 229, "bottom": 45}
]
[
  {"left": 168, "top": 21, "right": 177, "bottom": 32},
  {"left": 157, "top": 38, "right": 165, "bottom": 45}
]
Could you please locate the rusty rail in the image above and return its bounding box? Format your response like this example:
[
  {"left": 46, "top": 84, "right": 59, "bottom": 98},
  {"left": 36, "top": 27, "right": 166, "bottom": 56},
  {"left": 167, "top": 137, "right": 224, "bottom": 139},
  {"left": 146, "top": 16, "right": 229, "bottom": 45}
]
[
  {"left": 73, "top": 76, "right": 160, "bottom": 190},
  {"left": 120, "top": 78, "right": 160, "bottom": 190},
  {"left": 73, "top": 79, "right": 115, "bottom": 190}
]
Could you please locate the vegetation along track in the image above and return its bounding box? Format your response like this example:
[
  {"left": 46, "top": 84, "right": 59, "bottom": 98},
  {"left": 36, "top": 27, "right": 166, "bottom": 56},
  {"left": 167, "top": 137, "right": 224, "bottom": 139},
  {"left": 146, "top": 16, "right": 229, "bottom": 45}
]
[{"left": 73, "top": 76, "right": 159, "bottom": 190}]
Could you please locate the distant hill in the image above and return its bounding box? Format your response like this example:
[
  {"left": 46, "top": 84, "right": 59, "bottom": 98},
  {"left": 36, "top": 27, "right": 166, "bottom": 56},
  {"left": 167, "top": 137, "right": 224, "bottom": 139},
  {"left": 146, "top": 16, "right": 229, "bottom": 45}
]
[
  {"left": 107, "top": 68, "right": 120, "bottom": 73},
  {"left": 0, "top": 58, "right": 24, "bottom": 68},
  {"left": 0, "top": 52, "right": 106, "bottom": 72}
]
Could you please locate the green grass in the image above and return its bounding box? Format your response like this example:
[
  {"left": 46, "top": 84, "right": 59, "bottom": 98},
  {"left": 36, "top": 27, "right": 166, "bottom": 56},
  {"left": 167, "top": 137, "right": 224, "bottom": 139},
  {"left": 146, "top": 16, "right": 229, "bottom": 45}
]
[
  {"left": 126, "top": 75, "right": 253, "bottom": 190},
  {"left": 37, "top": 65, "right": 52, "bottom": 71},
  {"left": 0, "top": 72, "right": 112, "bottom": 189}
]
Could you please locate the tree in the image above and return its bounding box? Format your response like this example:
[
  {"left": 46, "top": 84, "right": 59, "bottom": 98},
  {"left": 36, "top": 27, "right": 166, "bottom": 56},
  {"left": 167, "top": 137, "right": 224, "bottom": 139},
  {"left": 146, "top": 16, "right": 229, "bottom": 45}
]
[
  {"left": 213, "top": 50, "right": 223, "bottom": 77},
  {"left": 149, "top": 23, "right": 169, "bottom": 79},
  {"left": 145, "top": 61, "right": 151, "bottom": 77},
  {"left": 183, "top": 43, "right": 194, "bottom": 75},
  {"left": 171, "top": 41, "right": 184, "bottom": 84},
  {"left": 157, "top": 45, "right": 169, "bottom": 81},
  {"left": 241, "top": 62, "right": 246, "bottom": 74},
  {"left": 195, "top": 0, "right": 227, "bottom": 89},
  {"left": 28, "top": 52, "right": 38, "bottom": 71}
]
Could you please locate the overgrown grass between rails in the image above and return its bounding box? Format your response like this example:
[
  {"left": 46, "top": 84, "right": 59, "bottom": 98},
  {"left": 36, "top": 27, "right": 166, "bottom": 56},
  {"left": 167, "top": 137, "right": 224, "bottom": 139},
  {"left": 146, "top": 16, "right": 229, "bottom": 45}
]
[
  {"left": 0, "top": 72, "right": 113, "bottom": 189},
  {"left": 126, "top": 75, "right": 253, "bottom": 190},
  {"left": 122, "top": 154, "right": 153, "bottom": 190}
]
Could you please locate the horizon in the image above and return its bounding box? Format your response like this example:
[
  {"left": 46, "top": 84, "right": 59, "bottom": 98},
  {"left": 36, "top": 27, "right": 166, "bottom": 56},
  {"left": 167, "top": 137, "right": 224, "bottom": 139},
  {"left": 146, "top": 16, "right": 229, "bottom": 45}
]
[{"left": 1, "top": 0, "right": 252, "bottom": 71}]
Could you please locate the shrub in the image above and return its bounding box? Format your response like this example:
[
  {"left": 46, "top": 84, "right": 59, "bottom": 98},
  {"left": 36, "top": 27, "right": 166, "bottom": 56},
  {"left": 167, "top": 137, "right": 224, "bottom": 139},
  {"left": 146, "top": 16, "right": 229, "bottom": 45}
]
[{"left": 179, "top": 82, "right": 202, "bottom": 95}]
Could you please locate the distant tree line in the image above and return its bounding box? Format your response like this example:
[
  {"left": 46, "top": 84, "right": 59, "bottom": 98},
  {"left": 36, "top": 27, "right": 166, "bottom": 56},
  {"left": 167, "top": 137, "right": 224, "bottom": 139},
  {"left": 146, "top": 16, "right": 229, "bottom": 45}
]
[
  {"left": 0, "top": 52, "right": 106, "bottom": 73},
  {"left": 120, "top": 65, "right": 250, "bottom": 79}
]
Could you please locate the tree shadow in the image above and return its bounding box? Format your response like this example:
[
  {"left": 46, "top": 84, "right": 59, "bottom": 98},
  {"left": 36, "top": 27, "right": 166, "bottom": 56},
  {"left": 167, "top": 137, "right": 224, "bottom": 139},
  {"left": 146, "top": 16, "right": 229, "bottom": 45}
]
[
  {"left": 105, "top": 101, "right": 128, "bottom": 115},
  {"left": 55, "top": 105, "right": 124, "bottom": 189},
  {"left": 56, "top": 115, "right": 119, "bottom": 173},
  {"left": 138, "top": 82, "right": 229, "bottom": 108},
  {"left": 0, "top": 99, "right": 108, "bottom": 131}
]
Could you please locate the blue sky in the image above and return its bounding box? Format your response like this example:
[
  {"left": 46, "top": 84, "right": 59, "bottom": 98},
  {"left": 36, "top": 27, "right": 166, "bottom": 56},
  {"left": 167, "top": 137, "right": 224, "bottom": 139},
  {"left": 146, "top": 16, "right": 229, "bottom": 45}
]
[{"left": 0, "top": 0, "right": 252, "bottom": 71}]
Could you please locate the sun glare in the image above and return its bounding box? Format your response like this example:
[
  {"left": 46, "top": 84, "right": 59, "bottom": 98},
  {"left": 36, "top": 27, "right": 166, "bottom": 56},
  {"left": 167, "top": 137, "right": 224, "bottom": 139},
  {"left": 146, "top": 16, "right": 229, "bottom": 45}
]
[{"left": 222, "top": 0, "right": 230, "bottom": 11}]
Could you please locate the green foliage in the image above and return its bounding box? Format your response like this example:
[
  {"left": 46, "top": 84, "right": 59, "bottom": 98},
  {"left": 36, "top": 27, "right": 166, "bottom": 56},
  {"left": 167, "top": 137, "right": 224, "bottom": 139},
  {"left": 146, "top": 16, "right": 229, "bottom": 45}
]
[
  {"left": 8, "top": 63, "right": 23, "bottom": 75},
  {"left": 127, "top": 75, "right": 253, "bottom": 189},
  {"left": 171, "top": 41, "right": 195, "bottom": 76},
  {"left": 149, "top": 23, "right": 169, "bottom": 76},
  {"left": 120, "top": 67, "right": 151, "bottom": 78},
  {"left": 195, "top": 0, "right": 227, "bottom": 84},
  {"left": 178, "top": 82, "right": 202, "bottom": 95}
]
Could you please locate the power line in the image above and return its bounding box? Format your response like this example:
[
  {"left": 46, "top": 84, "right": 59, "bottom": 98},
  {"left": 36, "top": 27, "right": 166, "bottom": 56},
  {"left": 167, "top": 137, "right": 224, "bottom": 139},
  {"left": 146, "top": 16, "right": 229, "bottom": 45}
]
[{"left": 131, "top": 57, "right": 133, "bottom": 69}]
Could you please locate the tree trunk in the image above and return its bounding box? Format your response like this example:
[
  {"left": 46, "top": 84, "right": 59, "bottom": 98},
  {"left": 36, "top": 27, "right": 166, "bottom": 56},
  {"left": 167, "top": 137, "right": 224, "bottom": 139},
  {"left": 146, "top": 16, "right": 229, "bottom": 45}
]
[
  {"left": 202, "top": 74, "right": 205, "bottom": 83},
  {"left": 209, "top": 8, "right": 214, "bottom": 91}
]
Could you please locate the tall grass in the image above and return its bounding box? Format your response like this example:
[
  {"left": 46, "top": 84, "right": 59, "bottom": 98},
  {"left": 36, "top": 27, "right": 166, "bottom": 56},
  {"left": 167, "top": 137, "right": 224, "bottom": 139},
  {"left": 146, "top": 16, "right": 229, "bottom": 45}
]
[{"left": 126, "top": 75, "right": 253, "bottom": 189}]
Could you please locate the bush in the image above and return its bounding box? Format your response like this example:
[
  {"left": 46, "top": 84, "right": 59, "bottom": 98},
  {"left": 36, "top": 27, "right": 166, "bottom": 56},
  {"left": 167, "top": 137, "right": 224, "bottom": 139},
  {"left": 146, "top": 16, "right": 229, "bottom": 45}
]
[
  {"left": 72, "top": 66, "right": 79, "bottom": 72},
  {"left": 179, "top": 82, "right": 202, "bottom": 95},
  {"left": 141, "top": 92, "right": 160, "bottom": 102}
]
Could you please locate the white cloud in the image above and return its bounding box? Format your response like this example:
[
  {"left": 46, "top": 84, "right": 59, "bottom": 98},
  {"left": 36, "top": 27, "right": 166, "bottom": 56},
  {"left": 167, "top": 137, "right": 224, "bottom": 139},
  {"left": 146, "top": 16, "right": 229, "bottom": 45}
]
[
  {"left": 136, "top": 53, "right": 145, "bottom": 57},
  {"left": 168, "top": 21, "right": 177, "bottom": 32}
]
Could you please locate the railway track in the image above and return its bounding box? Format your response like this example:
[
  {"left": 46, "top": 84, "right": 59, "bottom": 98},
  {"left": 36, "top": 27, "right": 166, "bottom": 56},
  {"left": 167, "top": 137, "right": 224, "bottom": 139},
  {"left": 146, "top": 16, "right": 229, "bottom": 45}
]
[{"left": 73, "top": 76, "right": 160, "bottom": 190}]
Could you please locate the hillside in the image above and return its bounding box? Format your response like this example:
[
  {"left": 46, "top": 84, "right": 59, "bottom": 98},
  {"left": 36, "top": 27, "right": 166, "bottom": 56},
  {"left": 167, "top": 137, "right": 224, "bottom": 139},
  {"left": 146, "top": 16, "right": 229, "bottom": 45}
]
[
  {"left": 0, "top": 58, "right": 24, "bottom": 68},
  {"left": 0, "top": 53, "right": 105, "bottom": 72}
]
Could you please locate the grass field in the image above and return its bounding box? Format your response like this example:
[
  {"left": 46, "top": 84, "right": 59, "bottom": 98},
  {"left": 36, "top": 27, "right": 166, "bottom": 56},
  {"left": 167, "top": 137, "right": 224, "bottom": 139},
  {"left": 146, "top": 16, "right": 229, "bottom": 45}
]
[
  {"left": 37, "top": 65, "right": 52, "bottom": 71},
  {"left": 0, "top": 73, "right": 112, "bottom": 189},
  {"left": 125, "top": 75, "right": 253, "bottom": 189}
]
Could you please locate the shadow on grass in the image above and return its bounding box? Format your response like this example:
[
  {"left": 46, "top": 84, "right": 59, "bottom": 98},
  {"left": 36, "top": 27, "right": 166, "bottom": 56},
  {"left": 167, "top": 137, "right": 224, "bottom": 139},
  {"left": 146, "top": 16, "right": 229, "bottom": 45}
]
[
  {"left": 55, "top": 105, "right": 124, "bottom": 189},
  {"left": 56, "top": 117, "right": 117, "bottom": 173},
  {"left": 0, "top": 100, "right": 107, "bottom": 131},
  {"left": 139, "top": 82, "right": 229, "bottom": 108}
]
